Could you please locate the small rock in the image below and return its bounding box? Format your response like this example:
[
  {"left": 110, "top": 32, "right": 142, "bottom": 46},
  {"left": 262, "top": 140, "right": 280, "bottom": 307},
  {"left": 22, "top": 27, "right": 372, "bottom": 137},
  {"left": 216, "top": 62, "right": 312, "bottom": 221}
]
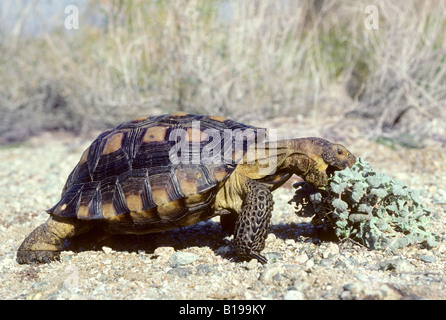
[
  {"left": 334, "top": 260, "right": 347, "bottom": 269},
  {"left": 167, "top": 267, "right": 193, "bottom": 278},
  {"left": 419, "top": 254, "right": 437, "bottom": 263},
  {"left": 305, "top": 259, "right": 314, "bottom": 270},
  {"left": 153, "top": 246, "right": 175, "bottom": 258},
  {"left": 294, "top": 252, "right": 309, "bottom": 264},
  {"left": 345, "top": 257, "right": 360, "bottom": 266},
  {"left": 168, "top": 252, "right": 200, "bottom": 267},
  {"left": 340, "top": 282, "right": 365, "bottom": 300},
  {"left": 31, "top": 282, "right": 48, "bottom": 290},
  {"left": 245, "top": 291, "right": 254, "bottom": 299},
  {"left": 362, "top": 288, "right": 383, "bottom": 299},
  {"left": 379, "top": 284, "right": 403, "bottom": 300},
  {"left": 379, "top": 259, "right": 415, "bottom": 272},
  {"left": 339, "top": 290, "right": 353, "bottom": 300},
  {"left": 292, "top": 280, "right": 310, "bottom": 292},
  {"left": 260, "top": 263, "right": 284, "bottom": 284},
  {"left": 343, "top": 282, "right": 364, "bottom": 295},
  {"left": 244, "top": 259, "right": 260, "bottom": 270},
  {"left": 322, "top": 243, "right": 339, "bottom": 259},
  {"left": 266, "top": 252, "right": 283, "bottom": 261},
  {"left": 60, "top": 251, "right": 75, "bottom": 262},
  {"left": 283, "top": 290, "right": 305, "bottom": 300},
  {"left": 102, "top": 246, "right": 113, "bottom": 254},
  {"left": 354, "top": 273, "right": 369, "bottom": 282},
  {"left": 267, "top": 233, "right": 277, "bottom": 241},
  {"left": 29, "top": 292, "right": 44, "bottom": 300},
  {"left": 195, "top": 264, "right": 214, "bottom": 276},
  {"left": 341, "top": 282, "right": 404, "bottom": 300},
  {"left": 318, "top": 258, "right": 333, "bottom": 267},
  {"left": 215, "top": 245, "right": 231, "bottom": 255}
]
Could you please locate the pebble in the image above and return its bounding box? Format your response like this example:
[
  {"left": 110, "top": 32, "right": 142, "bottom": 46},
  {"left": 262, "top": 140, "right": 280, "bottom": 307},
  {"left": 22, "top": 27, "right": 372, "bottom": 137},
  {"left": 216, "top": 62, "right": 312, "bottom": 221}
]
[
  {"left": 167, "top": 267, "right": 193, "bottom": 278},
  {"left": 379, "top": 259, "right": 415, "bottom": 272},
  {"left": 304, "top": 259, "right": 314, "bottom": 270},
  {"left": 419, "top": 254, "right": 437, "bottom": 263},
  {"left": 319, "top": 258, "right": 333, "bottom": 267},
  {"left": 322, "top": 243, "right": 339, "bottom": 258},
  {"left": 294, "top": 252, "right": 309, "bottom": 264},
  {"left": 354, "top": 273, "right": 369, "bottom": 282},
  {"left": 379, "top": 284, "right": 403, "bottom": 300},
  {"left": 168, "top": 252, "right": 200, "bottom": 267},
  {"left": 102, "top": 246, "right": 113, "bottom": 254},
  {"left": 153, "top": 246, "right": 175, "bottom": 258},
  {"left": 340, "top": 282, "right": 403, "bottom": 300},
  {"left": 244, "top": 259, "right": 260, "bottom": 270},
  {"left": 260, "top": 263, "right": 284, "bottom": 284},
  {"left": 31, "top": 281, "right": 48, "bottom": 290},
  {"left": 283, "top": 290, "right": 305, "bottom": 300},
  {"left": 195, "top": 264, "right": 214, "bottom": 276},
  {"left": 215, "top": 245, "right": 232, "bottom": 255},
  {"left": 266, "top": 252, "right": 283, "bottom": 261},
  {"left": 292, "top": 280, "right": 310, "bottom": 292},
  {"left": 343, "top": 282, "right": 363, "bottom": 294}
]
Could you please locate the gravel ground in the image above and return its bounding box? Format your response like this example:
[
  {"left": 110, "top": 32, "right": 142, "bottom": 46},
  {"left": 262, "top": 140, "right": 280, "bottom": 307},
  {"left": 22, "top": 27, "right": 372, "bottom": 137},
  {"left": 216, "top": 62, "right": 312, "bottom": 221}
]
[{"left": 1, "top": 120, "right": 445, "bottom": 300}]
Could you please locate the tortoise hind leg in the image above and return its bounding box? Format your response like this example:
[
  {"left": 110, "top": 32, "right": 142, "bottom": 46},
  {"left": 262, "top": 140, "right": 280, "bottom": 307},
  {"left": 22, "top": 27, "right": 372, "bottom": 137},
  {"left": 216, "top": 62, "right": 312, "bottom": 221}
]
[
  {"left": 17, "top": 216, "right": 90, "bottom": 264},
  {"left": 234, "top": 179, "right": 273, "bottom": 264}
]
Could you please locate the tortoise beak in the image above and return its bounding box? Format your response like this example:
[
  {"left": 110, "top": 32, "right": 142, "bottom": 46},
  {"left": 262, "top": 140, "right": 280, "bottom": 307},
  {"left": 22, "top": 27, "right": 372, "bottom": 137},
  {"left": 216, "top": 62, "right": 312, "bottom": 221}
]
[
  {"left": 329, "top": 152, "right": 356, "bottom": 173},
  {"left": 339, "top": 153, "right": 356, "bottom": 170},
  {"left": 346, "top": 152, "right": 356, "bottom": 168}
]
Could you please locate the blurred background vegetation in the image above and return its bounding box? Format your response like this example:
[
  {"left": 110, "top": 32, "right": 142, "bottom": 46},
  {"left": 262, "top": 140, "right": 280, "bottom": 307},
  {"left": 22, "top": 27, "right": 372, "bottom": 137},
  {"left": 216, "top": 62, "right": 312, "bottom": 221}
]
[{"left": 0, "top": 0, "right": 445, "bottom": 144}]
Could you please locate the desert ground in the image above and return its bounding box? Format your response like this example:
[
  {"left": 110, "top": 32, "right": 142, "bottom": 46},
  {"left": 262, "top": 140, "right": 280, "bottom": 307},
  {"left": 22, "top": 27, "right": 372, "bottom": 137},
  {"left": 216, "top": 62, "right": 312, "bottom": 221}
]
[{"left": 1, "top": 1, "right": 445, "bottom": 302}]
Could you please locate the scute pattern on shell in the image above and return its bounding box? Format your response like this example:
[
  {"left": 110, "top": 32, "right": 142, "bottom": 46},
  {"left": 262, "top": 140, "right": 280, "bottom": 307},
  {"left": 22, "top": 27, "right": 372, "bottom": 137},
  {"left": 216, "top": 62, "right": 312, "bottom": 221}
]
[{"left": 48, "top": 113, "right": 262, "bottom": 225}]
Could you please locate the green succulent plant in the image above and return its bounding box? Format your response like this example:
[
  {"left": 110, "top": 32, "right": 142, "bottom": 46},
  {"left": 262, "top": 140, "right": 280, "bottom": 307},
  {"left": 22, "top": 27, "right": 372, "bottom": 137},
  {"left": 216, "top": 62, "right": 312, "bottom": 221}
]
[{"left": 290, "top": 158, "right": 438, "bottom": 251}]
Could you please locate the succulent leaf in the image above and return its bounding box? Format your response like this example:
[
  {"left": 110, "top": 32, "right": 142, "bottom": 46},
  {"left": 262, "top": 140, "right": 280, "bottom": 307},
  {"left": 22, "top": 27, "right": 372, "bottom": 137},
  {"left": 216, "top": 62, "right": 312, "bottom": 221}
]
[{"left": 291, "top": 157, "right": 438, "bottom": 251}]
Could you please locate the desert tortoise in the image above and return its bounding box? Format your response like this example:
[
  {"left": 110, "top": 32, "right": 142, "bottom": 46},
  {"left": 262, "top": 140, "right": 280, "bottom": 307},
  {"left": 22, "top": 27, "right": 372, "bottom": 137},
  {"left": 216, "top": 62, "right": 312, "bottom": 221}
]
[{"left": 17, "top": 112, "right": 356, "bottom": 264}]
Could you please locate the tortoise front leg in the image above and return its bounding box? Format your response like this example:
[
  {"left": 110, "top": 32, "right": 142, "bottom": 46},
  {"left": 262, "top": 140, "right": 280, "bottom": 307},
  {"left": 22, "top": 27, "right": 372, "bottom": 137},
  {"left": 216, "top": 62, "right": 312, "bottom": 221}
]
[
  {"left": 17, "top": 216, "right": 90, "bottom": 264},
  {"left": 234, "top": 179, "right": 273, "bottom": 264}
]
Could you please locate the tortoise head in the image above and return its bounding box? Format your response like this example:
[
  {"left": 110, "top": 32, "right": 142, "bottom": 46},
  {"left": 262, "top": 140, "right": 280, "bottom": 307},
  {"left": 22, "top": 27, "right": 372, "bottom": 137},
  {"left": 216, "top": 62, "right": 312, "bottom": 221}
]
[
  {"left": 321, "top": 143, "right": 356, "bottom": 182},
  {"left": 297, "top": 138, "right": 356, "bottom": 187},
  {"left": 323, "top": 143, "right": 356, "bottom": 171}
]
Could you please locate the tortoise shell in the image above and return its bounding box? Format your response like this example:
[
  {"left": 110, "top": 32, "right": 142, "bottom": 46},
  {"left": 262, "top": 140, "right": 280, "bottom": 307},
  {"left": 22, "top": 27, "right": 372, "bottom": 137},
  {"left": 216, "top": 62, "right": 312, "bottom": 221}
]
[{"left": 48, "top": 113, "right": 262, "bottom": 232}]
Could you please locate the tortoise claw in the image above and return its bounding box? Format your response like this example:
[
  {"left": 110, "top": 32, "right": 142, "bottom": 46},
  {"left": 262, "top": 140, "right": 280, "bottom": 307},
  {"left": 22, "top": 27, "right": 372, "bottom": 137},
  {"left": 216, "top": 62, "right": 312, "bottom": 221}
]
[
  {"left": 16, "top": 250, "right": 60, "bottom": 265},
  {"left": 237, "top": 251, "right": 268, "bottom": 264}
]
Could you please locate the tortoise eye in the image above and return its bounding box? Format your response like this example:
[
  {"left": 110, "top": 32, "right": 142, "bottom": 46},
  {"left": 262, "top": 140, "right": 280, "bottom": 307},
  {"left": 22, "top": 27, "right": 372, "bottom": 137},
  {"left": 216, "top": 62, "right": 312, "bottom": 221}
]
[{"left": 337, "top": 147, "right": 343, "bottom": 155}]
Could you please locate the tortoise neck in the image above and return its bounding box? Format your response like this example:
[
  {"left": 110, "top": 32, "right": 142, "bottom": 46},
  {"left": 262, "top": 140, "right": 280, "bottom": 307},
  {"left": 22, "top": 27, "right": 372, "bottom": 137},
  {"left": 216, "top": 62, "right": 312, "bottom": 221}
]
[
  {"left": 274, "top": 139, "right": 316, "bottom": 175},
  {"left": 238, "top": 138, "right": 317, "bottom": 180}
]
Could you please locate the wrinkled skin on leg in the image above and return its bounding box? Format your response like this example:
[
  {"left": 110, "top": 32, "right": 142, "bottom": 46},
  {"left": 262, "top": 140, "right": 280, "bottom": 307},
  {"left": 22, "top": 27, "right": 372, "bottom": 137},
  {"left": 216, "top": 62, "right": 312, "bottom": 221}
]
[{"left": 17, "top": 216, "right": 90, "bottom": 264}]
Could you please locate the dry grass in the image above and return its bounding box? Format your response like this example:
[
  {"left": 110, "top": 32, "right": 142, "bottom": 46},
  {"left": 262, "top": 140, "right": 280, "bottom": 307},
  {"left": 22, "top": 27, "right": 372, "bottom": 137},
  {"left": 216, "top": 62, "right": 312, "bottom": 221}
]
[{"left": 0, "top": 0, "right": 445, "bottom": 143}]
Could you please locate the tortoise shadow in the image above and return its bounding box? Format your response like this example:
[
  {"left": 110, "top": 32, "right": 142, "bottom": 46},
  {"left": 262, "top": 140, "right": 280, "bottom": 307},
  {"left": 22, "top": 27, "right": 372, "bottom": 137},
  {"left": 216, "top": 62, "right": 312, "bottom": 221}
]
[
  {"left": 270, "top": 221, "right": 338, "bottom": 244},
  {"left": 66, "top": 220, "right": 230, "bottom": 256},
  {"left": 66, "top": 220, "right": 336, "bottom": 260}
]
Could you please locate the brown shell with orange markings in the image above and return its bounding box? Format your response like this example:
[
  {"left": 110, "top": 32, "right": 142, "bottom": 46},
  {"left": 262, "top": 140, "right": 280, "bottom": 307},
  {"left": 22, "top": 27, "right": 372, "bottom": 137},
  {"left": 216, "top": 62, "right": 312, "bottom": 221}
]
[{"left": 48, "top": 113, "right": 262, "bottom": 233}]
